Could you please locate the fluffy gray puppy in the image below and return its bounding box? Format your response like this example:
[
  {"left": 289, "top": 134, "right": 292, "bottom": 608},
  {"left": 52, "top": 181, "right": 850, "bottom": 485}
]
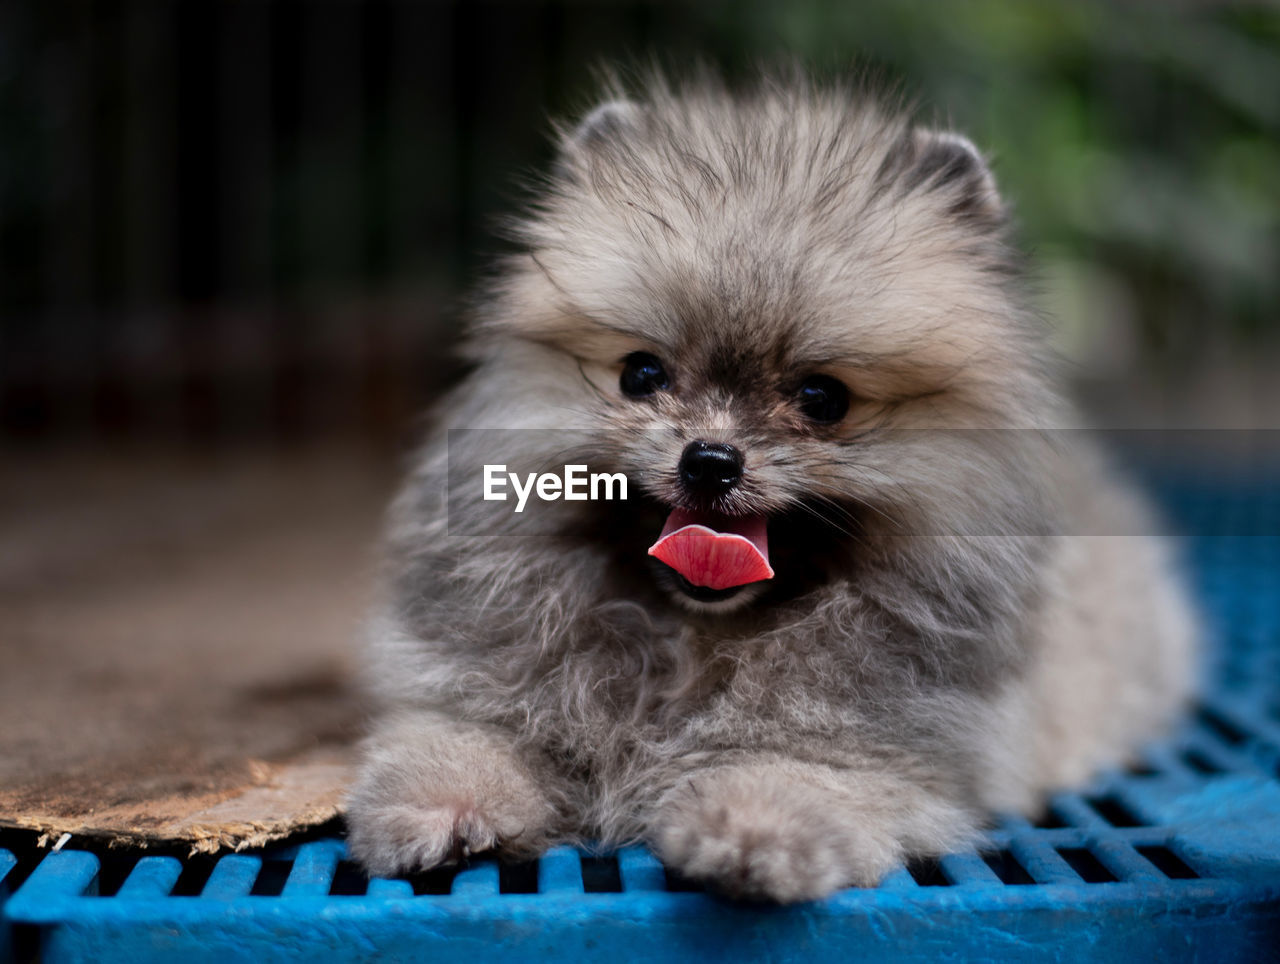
[{"left": 346, "top": 72, "right": 1196, "bottom": 902}]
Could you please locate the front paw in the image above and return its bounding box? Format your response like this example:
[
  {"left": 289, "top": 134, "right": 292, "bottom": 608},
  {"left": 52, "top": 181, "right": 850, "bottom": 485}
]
[
  {"left": 654, "top": 767, "right": 902, "bottom": 902},
  {"left": 346, "top": 799, "right": 515, "bottom": 877},
  {"left": 345, "top": 711, "right": 565, "bottom": 878}
]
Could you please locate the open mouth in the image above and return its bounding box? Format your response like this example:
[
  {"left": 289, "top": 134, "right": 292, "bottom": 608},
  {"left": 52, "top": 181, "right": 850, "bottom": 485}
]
[
  {"left": 665, "top": 570, "right": 750, "bottom": 602},
  {"left": 647, "top": 508, "right": 774, "bottom": 600}
]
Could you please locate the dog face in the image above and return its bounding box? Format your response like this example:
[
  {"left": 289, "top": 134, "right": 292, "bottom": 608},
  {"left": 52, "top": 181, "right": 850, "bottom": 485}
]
[{"left": 472, "top": 79, "right": 1056, "bottom": 611}]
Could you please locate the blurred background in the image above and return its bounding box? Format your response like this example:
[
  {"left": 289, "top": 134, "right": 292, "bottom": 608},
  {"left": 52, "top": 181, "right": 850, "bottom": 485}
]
[
  {"left": 2, "top": 0, "right": 1278, "bottom": 448},
  {"left": 2, "top": 0, "right": 1279, "bottom": 840}
]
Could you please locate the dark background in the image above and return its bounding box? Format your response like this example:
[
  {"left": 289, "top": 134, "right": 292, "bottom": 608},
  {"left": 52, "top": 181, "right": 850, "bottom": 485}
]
[{"left": 3, "top": 0, "right": 1278, "bottom": 449}]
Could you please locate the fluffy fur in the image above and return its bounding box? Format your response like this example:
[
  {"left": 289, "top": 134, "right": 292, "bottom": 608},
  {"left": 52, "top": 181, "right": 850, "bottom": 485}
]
[{"left": 345, "top": 70, "right": 1196, "bottom": 901}]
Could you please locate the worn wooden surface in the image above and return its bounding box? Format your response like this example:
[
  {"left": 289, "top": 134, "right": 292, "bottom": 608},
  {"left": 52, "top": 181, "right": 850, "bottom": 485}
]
[{"left": 0, "top": 446, "right": 395, "bottom": 850}]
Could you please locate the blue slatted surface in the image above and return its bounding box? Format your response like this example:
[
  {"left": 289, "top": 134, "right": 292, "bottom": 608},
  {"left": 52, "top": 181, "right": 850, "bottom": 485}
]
[{"left": 2, "top": 470, "right": 1279, "bottom": 963}]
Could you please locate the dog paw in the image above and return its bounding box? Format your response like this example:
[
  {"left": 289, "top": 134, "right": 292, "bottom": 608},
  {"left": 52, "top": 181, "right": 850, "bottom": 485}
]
[
  {"left": 346, "top": 799, "right": 518, "bottom": 877},
  {"left": 654, "top": 769, "right": 901, "bottom": 902},
  {"left": 345, "top": 710, "right": 569, "bottom": 877}
]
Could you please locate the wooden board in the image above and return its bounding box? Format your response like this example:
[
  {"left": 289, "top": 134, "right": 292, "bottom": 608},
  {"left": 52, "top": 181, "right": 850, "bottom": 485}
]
[{"left": 0, "top": 448, "right": 393, "bottom": 851}]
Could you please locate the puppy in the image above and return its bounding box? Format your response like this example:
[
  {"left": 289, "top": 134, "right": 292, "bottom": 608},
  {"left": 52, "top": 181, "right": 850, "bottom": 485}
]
[{"left": 346, "top": 71, "right": 1196, "bottom": 902}]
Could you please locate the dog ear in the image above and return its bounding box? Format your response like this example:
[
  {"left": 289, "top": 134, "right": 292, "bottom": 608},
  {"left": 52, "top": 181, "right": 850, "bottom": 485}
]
[
  {"left": 572, "top": 100, "right": 641, "bottom": 148},
  {"left": 555, "top": 100, "right": 642, "bottom": 181},
  {"left": 902, "top": 129, "right": 1005, "bottom": 224}
]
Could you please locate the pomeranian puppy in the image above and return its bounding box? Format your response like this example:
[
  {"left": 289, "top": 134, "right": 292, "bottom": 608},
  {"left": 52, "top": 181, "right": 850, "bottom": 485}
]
[{"left": 346, "top": 71, "right": 1196, "bottom": 901}]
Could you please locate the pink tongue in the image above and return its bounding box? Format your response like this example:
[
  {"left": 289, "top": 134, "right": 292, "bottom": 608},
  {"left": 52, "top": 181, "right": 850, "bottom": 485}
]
[{"left": 647, "top": 509, "right": 773, "bottom": 591}]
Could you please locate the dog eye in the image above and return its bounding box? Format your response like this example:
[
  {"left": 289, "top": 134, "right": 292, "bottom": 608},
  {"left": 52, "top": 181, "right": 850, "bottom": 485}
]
[
  {"left": 797, "top": 375, "right": 850, "bottom": 423},
  {"left": 620, "top": 352, "right": 671, "bottom": 397}
]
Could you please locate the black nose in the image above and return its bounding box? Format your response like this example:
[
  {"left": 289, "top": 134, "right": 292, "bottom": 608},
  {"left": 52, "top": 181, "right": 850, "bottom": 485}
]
[{"left": 678, "top": 441, "right": 744, "bottom": 498}]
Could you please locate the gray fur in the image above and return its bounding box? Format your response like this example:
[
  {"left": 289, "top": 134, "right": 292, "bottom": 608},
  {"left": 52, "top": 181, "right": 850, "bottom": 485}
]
[{"left": 345, "top": 70, "right": 1196, "bottom": 901}]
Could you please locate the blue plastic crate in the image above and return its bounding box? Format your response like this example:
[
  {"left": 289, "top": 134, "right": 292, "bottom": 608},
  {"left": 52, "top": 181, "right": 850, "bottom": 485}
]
[{"left": 2, "top": 472, "right": 1278, "bottom": 963}]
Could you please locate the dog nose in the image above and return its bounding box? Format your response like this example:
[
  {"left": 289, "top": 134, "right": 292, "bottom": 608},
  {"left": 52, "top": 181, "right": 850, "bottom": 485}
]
[{"left": 679, "top": 441, "right": 744, "bottom": 497}]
